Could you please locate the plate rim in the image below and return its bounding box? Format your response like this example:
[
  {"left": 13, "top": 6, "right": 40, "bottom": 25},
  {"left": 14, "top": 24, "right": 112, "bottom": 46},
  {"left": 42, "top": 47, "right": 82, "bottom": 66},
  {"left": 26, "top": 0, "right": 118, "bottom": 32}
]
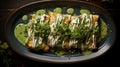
[{"left": 4, "top": 0, "right": 116, "bottom": 64}]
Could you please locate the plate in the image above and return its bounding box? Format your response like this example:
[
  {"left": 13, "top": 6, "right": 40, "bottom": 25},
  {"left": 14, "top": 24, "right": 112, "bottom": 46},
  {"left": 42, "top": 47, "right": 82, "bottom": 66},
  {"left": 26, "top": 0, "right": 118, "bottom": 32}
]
[{"left": 4, "top": 0, "right": 116, "bottom": 63}]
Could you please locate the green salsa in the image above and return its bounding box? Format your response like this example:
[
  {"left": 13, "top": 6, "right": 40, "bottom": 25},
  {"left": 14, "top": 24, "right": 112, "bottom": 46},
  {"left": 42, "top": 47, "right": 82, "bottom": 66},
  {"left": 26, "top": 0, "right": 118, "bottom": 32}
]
[
  {"left": 80, "top": 9, "right": 90, "bottom": 15},
  {"left": 98, "top": 18, "right": 108, "bottom": 42},
  {"left": 14, "top": 24, "right": 28, "bottom": 45},
  {"left": 54, "top": 7, "right": 62, "bottom": 13},
  {"left": 67, "top": 8, "right": 74, "bottom": 14}
]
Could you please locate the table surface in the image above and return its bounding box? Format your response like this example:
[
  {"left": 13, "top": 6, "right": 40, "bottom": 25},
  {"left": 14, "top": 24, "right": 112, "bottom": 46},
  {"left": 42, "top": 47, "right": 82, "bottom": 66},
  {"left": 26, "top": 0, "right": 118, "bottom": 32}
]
[{"left": 0, "top": 0, "right": 119, "bottom": 66}]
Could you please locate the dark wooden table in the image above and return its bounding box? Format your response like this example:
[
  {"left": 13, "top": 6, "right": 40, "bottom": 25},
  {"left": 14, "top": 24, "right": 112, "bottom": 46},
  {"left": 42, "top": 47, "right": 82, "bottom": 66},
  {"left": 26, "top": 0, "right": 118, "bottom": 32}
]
[{"left": 0, "top": 0, "right": 119, "bottom": 66}]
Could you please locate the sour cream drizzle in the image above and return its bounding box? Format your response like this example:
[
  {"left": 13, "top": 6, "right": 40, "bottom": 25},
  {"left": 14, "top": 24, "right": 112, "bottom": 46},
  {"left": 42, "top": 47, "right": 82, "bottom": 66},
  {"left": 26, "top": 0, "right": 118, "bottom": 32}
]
[
  {"left": 48, "top": 35, "right": 59, "bottom": 47},
  {"left": 69, "top": 39, "right": 78, "bottom": 47}
]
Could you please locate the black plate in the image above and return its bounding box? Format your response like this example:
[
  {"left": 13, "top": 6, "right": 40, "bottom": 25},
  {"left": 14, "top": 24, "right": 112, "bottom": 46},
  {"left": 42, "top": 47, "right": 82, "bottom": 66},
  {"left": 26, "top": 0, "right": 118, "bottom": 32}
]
[{"left": 4, "top": 0, "right": 116, "bottom": 63}]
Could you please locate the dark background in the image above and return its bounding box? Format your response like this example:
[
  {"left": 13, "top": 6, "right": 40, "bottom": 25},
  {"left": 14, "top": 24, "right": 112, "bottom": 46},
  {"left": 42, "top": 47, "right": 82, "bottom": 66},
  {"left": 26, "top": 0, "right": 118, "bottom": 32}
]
[{"left": 0, "top": 0, "right": 119, "bottom": 66}]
